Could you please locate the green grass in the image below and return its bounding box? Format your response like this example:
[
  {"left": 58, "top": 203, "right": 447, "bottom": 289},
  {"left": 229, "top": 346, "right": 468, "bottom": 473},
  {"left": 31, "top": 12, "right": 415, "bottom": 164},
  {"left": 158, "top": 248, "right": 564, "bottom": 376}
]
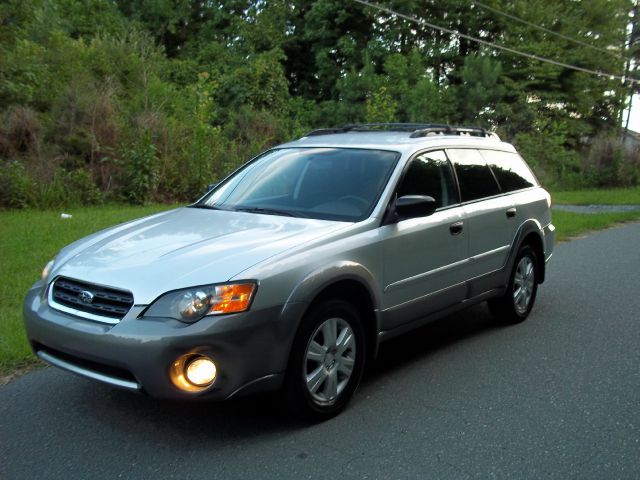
[
  {"left": 551, "top": 187, "right": 640, "bottom": 240},
  {"left": 0, "top": 203, "right": 180, "bottom": 376},
  {"left": 553, "top": 210, "right": 640, "bottom": 241},
  {"left": 552, "top": 187, "right": 640, "bottom": 205}
]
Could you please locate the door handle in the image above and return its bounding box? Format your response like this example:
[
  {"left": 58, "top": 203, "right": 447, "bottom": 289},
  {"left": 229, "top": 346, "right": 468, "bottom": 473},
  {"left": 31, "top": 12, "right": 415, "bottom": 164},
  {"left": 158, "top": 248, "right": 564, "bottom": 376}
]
[
  {"left": 506, "top": 207, "right": 517, "bottom": 218},
  {"left": 449, "top": 221, "right": 464, "bottom": 235}
]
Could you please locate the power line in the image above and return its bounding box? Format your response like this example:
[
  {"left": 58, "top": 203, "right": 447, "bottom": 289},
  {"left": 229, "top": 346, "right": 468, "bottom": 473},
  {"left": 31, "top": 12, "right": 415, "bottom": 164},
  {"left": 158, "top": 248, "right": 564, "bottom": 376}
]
[
  {"left": 469, "top": 0, "right": 628, "bottom": 60},
  {"left": 354, "top": 0, "right": 639, "bottom": 85}
]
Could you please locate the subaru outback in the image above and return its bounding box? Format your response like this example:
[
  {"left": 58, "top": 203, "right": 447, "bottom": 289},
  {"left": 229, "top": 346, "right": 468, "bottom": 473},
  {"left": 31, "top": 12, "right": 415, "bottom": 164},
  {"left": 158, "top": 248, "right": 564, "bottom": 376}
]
[{"left": 24, "top": 123, "right": 555, "bottom": 419}]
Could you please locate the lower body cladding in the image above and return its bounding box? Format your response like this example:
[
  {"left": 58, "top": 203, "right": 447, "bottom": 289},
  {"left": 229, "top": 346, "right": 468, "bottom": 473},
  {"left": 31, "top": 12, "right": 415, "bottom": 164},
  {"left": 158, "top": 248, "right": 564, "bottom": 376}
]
[{"left": 23, "top": 285, "right": 305, "bottom": 400}]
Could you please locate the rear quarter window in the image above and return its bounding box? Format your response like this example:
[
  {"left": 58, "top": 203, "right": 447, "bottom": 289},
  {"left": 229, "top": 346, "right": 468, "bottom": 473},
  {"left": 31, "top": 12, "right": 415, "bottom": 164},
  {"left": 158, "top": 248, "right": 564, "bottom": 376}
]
[{"left": 480, "top": 149, "right": 538, "bottom": 192}]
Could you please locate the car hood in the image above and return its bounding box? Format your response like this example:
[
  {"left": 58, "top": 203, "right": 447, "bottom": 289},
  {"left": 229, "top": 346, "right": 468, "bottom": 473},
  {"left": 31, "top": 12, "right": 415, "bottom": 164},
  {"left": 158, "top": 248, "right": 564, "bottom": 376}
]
[{"left": 51, "top": 207, "right": 346, "bottom": 304}]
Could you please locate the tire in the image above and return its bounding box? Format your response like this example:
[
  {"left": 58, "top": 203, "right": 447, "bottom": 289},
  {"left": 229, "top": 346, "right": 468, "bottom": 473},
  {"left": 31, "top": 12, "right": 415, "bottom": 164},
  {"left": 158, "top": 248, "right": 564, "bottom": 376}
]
[
  {"left": 284, "top": 299, "right": 366, "bottom": 421},
  {"left": 488, "top": 245, "right": 539, "bottom": 324}
]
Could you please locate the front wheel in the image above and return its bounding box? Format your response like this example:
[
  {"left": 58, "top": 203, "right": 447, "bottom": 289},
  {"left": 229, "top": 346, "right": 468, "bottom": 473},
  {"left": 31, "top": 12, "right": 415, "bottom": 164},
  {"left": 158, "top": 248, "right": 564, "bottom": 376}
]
[
  {"left": 284, "top": 299, "right": 365, "bottom": 421},
  {"left": 489, "top": 245, "right": 539, "bottom": 324}
]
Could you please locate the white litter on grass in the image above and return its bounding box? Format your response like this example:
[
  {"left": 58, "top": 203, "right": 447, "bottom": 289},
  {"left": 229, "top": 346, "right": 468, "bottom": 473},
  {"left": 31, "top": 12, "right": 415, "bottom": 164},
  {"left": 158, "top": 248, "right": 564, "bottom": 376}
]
[{"left": 60, "top": 213, "right": 73, "bottom": 219}]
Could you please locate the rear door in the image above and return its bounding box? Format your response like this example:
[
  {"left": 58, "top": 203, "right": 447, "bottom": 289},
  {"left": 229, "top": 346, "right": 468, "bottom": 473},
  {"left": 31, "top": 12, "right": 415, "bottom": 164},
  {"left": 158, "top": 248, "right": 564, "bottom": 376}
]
[
  {"left": 446, "top": 148, "right": 514, "bottom": 288},
  {"left": 478, "top": 148, "right": 539, "bottom": 255}
]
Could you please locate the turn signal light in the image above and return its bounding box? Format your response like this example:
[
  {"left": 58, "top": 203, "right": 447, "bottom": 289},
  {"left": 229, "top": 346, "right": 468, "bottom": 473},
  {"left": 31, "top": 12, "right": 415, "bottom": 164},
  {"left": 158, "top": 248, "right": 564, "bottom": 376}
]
[{"left": 209, "top": 283, "right": 255, "bottom": 314}]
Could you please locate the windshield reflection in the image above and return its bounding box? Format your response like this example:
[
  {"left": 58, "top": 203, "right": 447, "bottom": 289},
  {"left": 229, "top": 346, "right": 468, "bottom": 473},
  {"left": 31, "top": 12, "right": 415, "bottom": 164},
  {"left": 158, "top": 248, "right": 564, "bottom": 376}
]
[{"left": 196, "top": 148, "right": 400, "bottom": 222}]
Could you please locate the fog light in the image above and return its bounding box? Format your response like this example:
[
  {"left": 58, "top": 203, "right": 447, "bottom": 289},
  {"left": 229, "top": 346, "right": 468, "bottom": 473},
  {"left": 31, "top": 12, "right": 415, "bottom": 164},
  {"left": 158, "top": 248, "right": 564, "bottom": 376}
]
[
  {"left": 185, "top": 356, "right": 217, "bottom": 386},
  {"left": 170, "top": 353, "right": 217, "bottom": 392}
]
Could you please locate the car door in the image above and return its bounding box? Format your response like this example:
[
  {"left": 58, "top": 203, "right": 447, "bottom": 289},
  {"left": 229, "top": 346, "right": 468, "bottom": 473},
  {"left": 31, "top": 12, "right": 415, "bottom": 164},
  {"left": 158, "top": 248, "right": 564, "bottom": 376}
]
[
  {"left": 479, "top": 147, "right": 539, "bottom": 243},
  {"left": 446, "top": 148, "right": 514, "bottom": 294},
  {"left": 380, "top": 150, "right": 468, "bottom": 331}
]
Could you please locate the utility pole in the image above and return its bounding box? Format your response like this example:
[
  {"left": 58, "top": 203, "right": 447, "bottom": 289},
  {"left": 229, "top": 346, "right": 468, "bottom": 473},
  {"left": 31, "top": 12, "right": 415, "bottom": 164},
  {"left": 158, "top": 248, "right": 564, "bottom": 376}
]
[{"left": 624, "top": 1, "right": 639, "bottom": 134}]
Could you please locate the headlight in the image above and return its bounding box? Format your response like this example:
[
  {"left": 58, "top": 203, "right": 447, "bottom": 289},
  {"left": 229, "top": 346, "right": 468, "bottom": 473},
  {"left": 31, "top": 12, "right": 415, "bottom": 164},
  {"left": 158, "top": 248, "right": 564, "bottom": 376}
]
[
  {"left": 41, "top": 259, "right": 55, "bottom": 281},
  {"left": 143, "top": 282, "right": 257, "bottom": 323}
]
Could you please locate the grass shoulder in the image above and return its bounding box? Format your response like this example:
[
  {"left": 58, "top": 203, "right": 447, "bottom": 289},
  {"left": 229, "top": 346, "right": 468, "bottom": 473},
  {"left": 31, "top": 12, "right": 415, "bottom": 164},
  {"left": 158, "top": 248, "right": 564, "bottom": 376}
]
[
  {"left": 0, "top": 203, "right": 181, "bottom": 376},
  {"left": 552, "top": 187, "right": 640, "bottom": 205},
  {"left": 553, "top": 210, "right": 640, "bottom": 242},
  {"left": 550, "top": 187, "right": 640, "bottom": 241}
]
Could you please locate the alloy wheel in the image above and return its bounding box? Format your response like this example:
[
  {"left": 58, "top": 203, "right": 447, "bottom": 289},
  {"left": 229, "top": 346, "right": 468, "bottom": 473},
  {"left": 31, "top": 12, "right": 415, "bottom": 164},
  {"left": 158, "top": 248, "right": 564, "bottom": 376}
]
[
  {"left": 303, "top": 317, "right": 356, "bottom": 404},
  {"left": 513, "top": 256, "right": 535, "bottom": 315}
]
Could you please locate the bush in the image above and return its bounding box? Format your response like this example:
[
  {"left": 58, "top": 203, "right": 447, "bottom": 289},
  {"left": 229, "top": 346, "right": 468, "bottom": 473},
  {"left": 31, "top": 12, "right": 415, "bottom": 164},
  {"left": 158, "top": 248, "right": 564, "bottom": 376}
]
[
  {"left": 0, "top": 161, "right": 36, "bottom": 208},
  {"left": 0, "top": 107, "right": 42, "bottom": 157},
  {"left": 0, "top": 161, "right": 103, "bottom": 210},
  {"left": 64, "top": 169, "right": 103, "bottom": 205},
  {"left": 583, "top": 134, "right": 640, "bottom": 188},
  {"left": 122, "top": 131, "right": 158, "bottom": 205}
]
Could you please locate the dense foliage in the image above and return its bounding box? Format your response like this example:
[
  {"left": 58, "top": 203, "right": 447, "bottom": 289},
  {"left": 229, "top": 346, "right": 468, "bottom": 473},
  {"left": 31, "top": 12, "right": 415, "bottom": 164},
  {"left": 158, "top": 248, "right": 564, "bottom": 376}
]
[{"left": 0, "top": 0, "right": 638, "bottom": 208}]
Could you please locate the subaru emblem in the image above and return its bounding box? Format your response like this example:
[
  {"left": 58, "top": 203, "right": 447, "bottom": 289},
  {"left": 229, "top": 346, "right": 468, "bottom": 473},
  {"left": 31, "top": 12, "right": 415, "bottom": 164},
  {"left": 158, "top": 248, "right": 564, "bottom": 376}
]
[{"left": 78, "top": 290, "right": 94, "bottom": 304}]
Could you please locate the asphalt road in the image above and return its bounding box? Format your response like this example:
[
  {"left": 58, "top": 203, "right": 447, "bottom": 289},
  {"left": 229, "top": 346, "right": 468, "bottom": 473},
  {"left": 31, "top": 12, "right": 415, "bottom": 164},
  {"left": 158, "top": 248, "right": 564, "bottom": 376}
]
[{"left": 2, "top": 223, "right": 639, "bottom": 479}]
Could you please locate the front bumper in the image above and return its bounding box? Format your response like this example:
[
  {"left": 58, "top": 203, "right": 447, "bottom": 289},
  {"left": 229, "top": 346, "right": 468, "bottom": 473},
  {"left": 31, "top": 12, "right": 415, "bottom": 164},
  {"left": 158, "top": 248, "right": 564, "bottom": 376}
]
[{"left": 24, "top": 284, "right": 305, "bottom": 400}]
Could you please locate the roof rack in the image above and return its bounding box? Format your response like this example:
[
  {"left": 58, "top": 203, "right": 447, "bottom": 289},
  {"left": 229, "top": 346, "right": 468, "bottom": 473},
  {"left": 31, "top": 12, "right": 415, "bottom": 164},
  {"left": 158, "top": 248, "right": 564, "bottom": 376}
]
[
  {"left": 410, "top": 125, "right": 500, "bottom": 140},
  {"left": 304, "top": 123, "right": 500, "bottom": 140}
]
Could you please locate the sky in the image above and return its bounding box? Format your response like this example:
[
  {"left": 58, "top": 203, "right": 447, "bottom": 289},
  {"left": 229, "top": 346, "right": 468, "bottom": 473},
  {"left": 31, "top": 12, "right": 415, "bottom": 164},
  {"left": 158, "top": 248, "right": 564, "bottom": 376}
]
[{"left": 623, "top": 93, "right": 639, "bottom": 132}]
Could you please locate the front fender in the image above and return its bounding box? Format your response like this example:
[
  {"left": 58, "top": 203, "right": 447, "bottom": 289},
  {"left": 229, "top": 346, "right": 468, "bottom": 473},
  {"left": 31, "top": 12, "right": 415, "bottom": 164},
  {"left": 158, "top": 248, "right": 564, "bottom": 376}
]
[{"left": 284, "top": 260, "right": 384, "bottom": 357}]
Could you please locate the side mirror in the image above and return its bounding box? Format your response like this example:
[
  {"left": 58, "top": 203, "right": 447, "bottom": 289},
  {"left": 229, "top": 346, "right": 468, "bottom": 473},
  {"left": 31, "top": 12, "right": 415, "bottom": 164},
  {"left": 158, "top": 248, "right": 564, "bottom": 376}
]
[
  {"left": 206, "top": 182, "right": 219, "bottom": 193},
  {"left": 395, "top": 195, "right": 437, "bottom": 220}
]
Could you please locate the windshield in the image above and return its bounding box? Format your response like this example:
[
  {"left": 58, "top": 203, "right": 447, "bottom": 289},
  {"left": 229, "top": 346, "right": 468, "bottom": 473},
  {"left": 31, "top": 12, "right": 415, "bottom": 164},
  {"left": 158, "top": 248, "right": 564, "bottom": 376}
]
[{"left": 195, "top": 148, "right": 400, "bottom": 221}]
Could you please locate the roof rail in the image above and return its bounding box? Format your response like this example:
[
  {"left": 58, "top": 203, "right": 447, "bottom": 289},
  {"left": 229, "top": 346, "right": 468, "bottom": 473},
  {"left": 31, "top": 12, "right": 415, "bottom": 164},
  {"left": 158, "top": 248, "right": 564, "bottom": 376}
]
[
  {"left": 305, "top": 126, "right": 355, "bottom": 136},
  {"left": 410, "top": 125, "right": 500, "bottom": 140},
  {"left": 304, "top": 123, "right": 500, "bottom": 140},
  {"left": 305, "top": 123, "right": 448, "bottom": 136}
]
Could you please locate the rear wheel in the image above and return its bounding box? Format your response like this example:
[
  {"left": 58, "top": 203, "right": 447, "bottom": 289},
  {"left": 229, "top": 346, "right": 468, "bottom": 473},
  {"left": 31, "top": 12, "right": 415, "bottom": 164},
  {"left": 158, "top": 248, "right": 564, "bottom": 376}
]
[
  {"left": 284, "top": 299, "right": 365, "bottom": 420},
  {"left": 489, "top": 245, "right": 539, "bottom": 324}
]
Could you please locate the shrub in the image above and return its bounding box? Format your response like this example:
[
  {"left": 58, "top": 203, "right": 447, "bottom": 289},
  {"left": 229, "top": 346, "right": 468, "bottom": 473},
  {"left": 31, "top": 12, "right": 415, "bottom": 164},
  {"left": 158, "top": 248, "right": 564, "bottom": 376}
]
[
  {"left": 0, "top": 107, "right": 42, "bottom": 157},
  {"left": 0, "top": 161, "right": 36, "bottom": 208},
  {"left": 583, "top": 134, "right": 640, "bottom": 187},
  {"left": 65, "top": 169, "right": 103, "bottom": 204},
  {"left": 122, "top": 131, "right": 158, "bottom": 204}
]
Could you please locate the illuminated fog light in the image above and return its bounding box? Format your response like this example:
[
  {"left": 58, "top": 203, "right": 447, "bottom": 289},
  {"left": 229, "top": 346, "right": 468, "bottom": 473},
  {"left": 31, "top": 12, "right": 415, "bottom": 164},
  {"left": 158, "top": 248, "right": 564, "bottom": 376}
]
[
  {"left": 170, "top": 354, "right": 218, "bottom": 392},
  {"left": 185, "top": 356, "right": 217, "bottom": 386}
]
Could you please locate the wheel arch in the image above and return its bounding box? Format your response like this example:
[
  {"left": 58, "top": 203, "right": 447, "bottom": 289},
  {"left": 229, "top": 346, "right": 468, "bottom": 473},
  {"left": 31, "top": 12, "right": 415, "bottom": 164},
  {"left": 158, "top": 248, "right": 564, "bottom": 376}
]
[
  {"left": 284, "top": 261, "right": 382, "bottom": 362},
  {"left": 520, "top": 232, "right": 545, "bottom": 283},
  {"left": 509, "top": 219, "right": 546, "bottom": 284}
]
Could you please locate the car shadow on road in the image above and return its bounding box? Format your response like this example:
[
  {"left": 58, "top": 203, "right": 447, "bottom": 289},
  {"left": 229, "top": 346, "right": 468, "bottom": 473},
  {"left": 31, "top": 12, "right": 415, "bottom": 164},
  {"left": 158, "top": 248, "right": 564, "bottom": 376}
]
[
  {"left": 68, "top": 302, "right": 506, "bottom": 441},
  {"left": 365, "top": 302, "right": 503, "bottom": 382}
]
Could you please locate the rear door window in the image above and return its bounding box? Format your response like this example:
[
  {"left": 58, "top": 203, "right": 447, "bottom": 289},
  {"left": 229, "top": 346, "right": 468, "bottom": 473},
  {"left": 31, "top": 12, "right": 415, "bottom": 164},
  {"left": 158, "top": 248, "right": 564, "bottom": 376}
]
[{"left": 447, "top": 149, "right": 500, "bottom": 202}]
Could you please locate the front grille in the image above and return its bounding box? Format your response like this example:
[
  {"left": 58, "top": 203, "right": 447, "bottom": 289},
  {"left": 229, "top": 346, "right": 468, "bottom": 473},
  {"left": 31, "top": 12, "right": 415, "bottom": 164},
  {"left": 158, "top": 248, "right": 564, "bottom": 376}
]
[{"left": 51, "top": 277, "right": 134, "bottom": 320}]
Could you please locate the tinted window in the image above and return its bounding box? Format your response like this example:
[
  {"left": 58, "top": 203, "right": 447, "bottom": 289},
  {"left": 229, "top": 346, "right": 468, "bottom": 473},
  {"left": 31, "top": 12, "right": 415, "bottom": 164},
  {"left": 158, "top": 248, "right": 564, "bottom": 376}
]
[
  {"left": 480, "top": 150, "right": 538, "bottom": 192},
  {"left": 199, "top": 148, "right": 399, "bottom": 221},
  {"left": 397, "top": 150, "right": 458, "bottom": 208},
  {"left": 447, "top": 149, "right": 501, "bottom": 202}
]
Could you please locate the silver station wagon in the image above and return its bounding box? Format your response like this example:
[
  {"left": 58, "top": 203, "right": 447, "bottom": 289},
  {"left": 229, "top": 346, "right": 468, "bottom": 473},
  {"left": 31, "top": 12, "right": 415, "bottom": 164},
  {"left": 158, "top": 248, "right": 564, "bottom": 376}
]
[{"left": 24, "top": 123, "right": 555, "bottom": 420}]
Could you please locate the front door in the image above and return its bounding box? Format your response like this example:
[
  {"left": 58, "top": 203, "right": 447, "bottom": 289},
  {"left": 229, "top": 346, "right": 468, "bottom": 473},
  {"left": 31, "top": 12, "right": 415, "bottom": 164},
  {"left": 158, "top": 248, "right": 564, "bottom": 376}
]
[{"left": 380, "top": 150, "right": 468, "bottom": 330}]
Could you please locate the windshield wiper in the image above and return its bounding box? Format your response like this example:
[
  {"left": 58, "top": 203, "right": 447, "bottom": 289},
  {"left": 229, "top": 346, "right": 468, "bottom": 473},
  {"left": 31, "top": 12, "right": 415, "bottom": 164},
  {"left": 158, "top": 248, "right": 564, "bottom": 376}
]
[
  {"left": 189, "top": 204, "right": 221, "bottom": 210},
  {"left": 234, "top": 206, "right": 299, "bottom": 217}
]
